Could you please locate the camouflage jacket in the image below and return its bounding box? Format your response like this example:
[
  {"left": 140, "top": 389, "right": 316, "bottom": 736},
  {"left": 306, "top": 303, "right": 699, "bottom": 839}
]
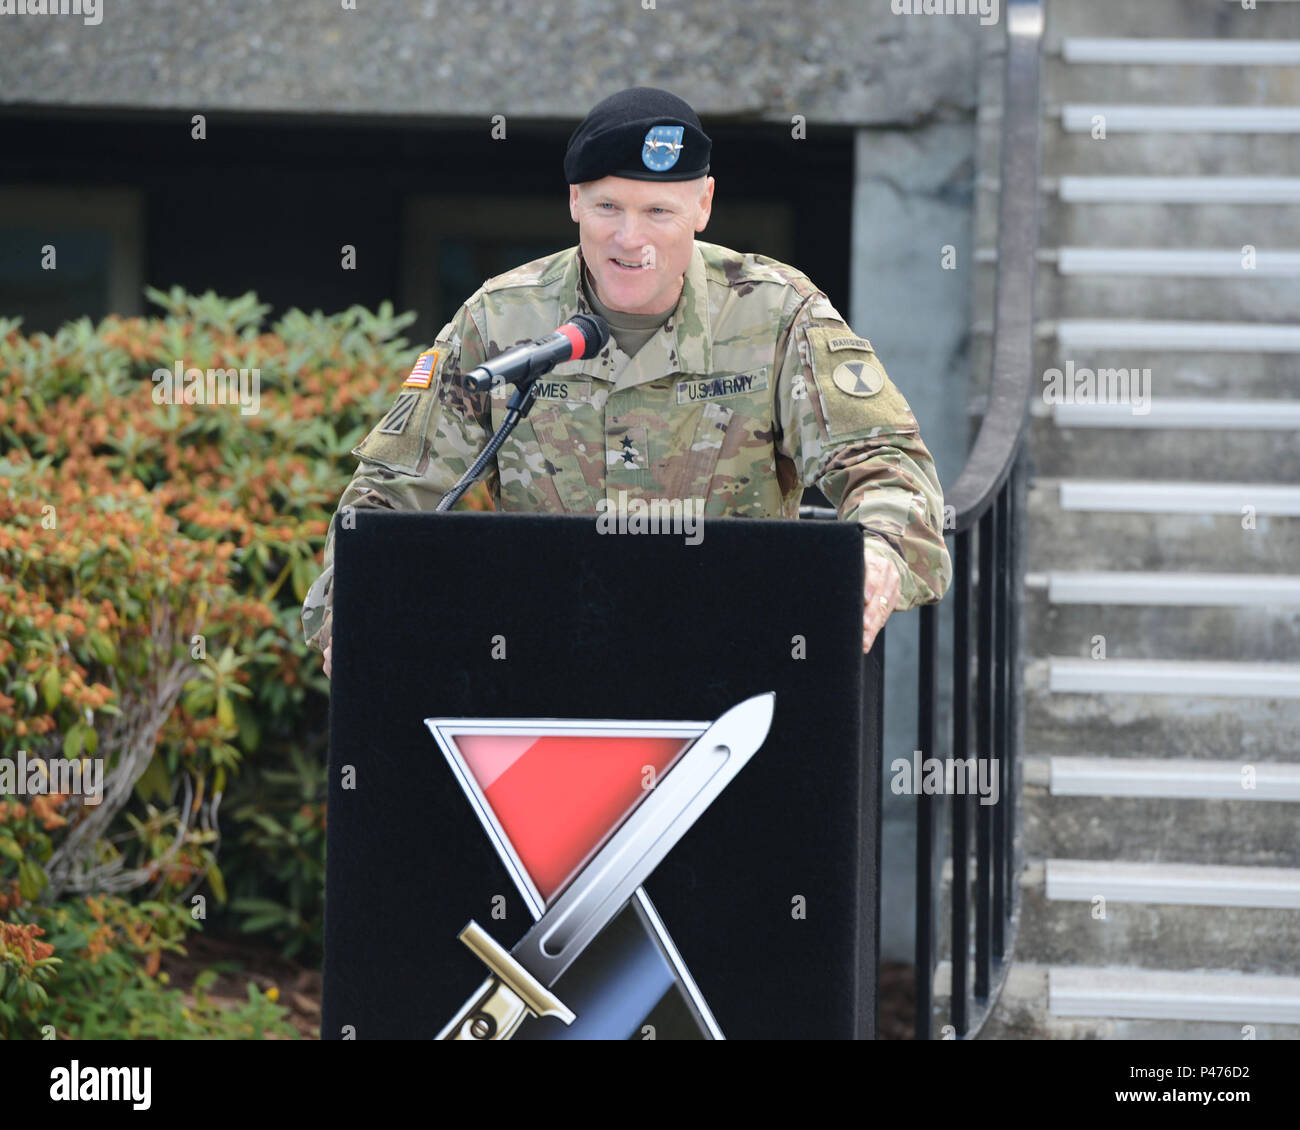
[{"left": 301, "top": 240, "right": 952, "bottom": 651}]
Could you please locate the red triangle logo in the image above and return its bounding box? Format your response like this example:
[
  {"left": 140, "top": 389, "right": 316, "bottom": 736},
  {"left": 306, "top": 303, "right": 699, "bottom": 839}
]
[{"left": 447, "top": 732, "right": 693, "bottom": 904}]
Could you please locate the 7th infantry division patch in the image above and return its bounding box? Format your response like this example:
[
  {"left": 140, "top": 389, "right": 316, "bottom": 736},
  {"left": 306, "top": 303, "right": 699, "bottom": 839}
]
[{"left": 832, "top": 358, "right": 885, "bottom": 398}]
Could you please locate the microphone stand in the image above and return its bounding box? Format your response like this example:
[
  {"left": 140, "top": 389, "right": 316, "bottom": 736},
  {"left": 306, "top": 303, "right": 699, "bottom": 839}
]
[{"left": 435, "top": 379, "right": 541, "bottom": 511}]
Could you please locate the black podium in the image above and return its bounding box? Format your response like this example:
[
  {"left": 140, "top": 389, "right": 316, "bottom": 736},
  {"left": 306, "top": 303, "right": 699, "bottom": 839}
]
[{"left": 323, "top": 510, "right": 882, "bottom": 1039}]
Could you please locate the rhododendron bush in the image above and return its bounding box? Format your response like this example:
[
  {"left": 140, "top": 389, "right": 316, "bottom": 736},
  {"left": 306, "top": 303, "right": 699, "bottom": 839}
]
[{"left": 0, "top": 288, "right": 490, "bottom": 1035}]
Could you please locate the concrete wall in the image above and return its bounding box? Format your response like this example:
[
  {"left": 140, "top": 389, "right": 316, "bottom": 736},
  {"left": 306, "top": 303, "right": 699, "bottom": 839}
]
[{"left": 0, "top": 0, "right": 980, "bottom": 125}]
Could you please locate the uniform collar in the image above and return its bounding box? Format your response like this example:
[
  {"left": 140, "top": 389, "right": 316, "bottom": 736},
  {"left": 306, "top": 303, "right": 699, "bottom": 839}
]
[{"left": 553, "top": 244, "right": 712, "bottom": 384}]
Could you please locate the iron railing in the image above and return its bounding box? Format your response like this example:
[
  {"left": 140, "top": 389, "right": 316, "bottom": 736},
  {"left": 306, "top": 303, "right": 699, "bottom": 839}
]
[
  {"left": 800, "top": 0, "right": 1041, "bottom": 1040},
  {"left": 915, "top": 0, "right": 1042, "bottom": 1039}
]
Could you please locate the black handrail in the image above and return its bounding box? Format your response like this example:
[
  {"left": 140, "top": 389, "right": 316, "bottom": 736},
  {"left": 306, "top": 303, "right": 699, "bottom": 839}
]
[{"left": 914, "top": 0, "right": 1042, "bottom": 1039}]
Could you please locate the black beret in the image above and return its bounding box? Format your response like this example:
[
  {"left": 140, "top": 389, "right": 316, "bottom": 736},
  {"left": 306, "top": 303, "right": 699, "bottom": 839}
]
[{"left": 564, "top": 86, "right": 711, "bottom": 184}]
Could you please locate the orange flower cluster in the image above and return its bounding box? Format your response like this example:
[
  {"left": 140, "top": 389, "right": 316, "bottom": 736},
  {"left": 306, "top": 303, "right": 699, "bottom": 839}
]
[
  {"left": 0, "top": 879, "right": 22, "bottom": 914},
  {"left": 0, "top": 801, "right": 28, "bottom": 824},
  {"left": 29, "top": 795, "right": 70, "bottom": 832},
  {"left": 0, "top": 921, "right": 54, "bottom": 964}
]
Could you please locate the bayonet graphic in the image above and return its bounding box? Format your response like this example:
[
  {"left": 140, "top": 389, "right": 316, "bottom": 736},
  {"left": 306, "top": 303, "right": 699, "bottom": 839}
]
[{"left": 431, "top": 693, "right": 774, "bottom": 1041}]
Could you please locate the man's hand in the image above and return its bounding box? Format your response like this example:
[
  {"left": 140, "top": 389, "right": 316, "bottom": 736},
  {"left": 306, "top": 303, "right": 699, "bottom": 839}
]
[
  {"left": 863, "top": 546, "right": 901, "bottom": 654},
  {"left": 323, "top": 644, "right": 332, "bottom": 680}
]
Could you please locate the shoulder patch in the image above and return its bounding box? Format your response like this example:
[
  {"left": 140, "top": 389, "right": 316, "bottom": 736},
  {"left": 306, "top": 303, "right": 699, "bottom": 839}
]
[
  {"left": 804, "top": 326, "right": 916, "bottom": 439},
  {"left": 403, "top": 349, "right": 439, "bottom": 388},
  {"left": 353, "top": 348, "right": 452, "bottom": 473}
]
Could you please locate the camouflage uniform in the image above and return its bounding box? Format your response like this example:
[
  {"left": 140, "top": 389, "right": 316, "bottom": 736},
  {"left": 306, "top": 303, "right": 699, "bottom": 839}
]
[{"left": 301, "top": 240, "right": 952, "bottom": 651}]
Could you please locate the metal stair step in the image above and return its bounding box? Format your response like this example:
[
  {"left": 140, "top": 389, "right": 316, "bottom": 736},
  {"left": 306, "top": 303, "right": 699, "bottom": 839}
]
[
  {"left": 1026, "top": 481, "right": 1300, "bottom": 572},
  {"left": 1045, "top": 1, "right": 1300, "bottom": 47},
  {"left": 1022, "top": 789, "right": 1300, "bottom": 869},
  {"left": 1045, "top": 131, "right": 1300, "bottom": 176},
  {"left": 1010, "top": 339, "right": 1300, "bottom": 400},
  {"left": 973, "top": 264, "right": 1300, "bottom": 324},
  {"left": 1050, "top": 966, "right": 1300, "bottom": 1024},
  {"left": 942, "top": 962, "right": 1300, "bottom": 1039},
  {"left": 1028, "top": 414, "right": 1300, "bottom": 481},
  {"left": 1050, "top": 60, "right": 1300, "bottom": 106},
  {"left": 1024, "top": 592, "right": 1300, "bottom": 663},
  {"left": 1004, "top": 863, "right": 1300, "bottom": 974}
]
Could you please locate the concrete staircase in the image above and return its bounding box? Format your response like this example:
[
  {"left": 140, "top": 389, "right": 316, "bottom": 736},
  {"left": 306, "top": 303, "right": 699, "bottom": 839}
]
[{"left": 982, "top": 0, "right": 1300, "bottom": 1039}]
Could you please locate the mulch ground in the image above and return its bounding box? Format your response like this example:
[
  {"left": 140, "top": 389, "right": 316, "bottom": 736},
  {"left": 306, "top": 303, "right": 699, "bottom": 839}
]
[
  {"left": 159, "top": 933, "right": 322, "bottom": 1039},
  {"left": 878, "top": 961, "right": 917, "bottom": 1039},
  {"left": 159, "top": 940, "right": 914, "bottom": 1041}
]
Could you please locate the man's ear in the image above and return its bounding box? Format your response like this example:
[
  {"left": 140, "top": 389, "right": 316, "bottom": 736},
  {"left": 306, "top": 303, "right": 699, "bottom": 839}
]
[
  {"left": 694, "top": 176, "right": 715, "bottom": 233},
  {"left": 569, "top": 184, "right": 581, "bottom": 224}
]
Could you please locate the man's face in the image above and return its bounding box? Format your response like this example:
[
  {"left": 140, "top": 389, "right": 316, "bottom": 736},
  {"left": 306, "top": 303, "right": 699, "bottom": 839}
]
[{"left": 569, "top": 175, "right": 715, "bottom": 316}]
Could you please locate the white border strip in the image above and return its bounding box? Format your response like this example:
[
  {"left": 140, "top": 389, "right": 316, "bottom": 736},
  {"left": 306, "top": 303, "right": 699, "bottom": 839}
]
[
  {"left": 1056, "top": 248, "right": 1300, "bottom": 276},
  {"left": 1062, "top": 38, "right": 1300, "bottom": 65},
  {"left": 1057, "top": 176, "right": 1300, "bottom": 203},
  {"left": 1049, "top": 657, "right": 1300, "bottom": 697},
  {"left": 1057, "top": 480, "right": 1300, "bottom": 515},
  {"left": 1050, "top": 967, "right": 1300, "bottom": 1022},
  {"left": 1046, "top": 859, "right": 1300, "bottom": 908},
  {"left": 1049, "top": 756, "right": 1300, "bottom": 801},
  {"left": 1044, "top": 570, "right": 1300, "bottom": 606},
  {"left": 1055, "top": 319, "right": 1300, "bottom": 350},
  {"left": 1053, "top": 399, "right": 1300, "bottom": 430},
  {"left": 1062, "top": 105, "right": 1300, "bottom": 133}
]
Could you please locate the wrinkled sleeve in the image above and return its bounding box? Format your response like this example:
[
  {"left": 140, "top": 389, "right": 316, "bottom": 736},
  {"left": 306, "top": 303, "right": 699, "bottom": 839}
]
[
  {"left": 301, "top": 302, "right": 492, "bottom": 651},
  {"left": 773, "top": 295, "right": 952, "bottom": 611}
]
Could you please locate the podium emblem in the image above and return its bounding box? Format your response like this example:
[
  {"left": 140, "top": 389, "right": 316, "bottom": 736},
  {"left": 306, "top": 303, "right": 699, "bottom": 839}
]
[{"left": 425, "top": 694, "right": 774, "bottom": 1039}]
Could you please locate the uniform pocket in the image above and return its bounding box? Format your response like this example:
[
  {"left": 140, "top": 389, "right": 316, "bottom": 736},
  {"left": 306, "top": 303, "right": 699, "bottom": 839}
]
[
  {"left": 526, "top": 405, "right": 601, "bottom": 512},
  {"left": 667, "top": 398, "right": 734, "bottom": 501}
]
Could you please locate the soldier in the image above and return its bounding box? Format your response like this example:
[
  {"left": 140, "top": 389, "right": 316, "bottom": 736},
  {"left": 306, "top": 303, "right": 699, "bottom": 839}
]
[{"left": 303, "top": 86, "right": 952, "bottom": 676}]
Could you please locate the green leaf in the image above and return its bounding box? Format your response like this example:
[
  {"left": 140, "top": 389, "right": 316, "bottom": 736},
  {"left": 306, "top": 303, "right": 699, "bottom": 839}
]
[
  {"left": 238, "top": 913, "right": 286, "bottom": 933},
  {"left": 62, "top": 724, "right": 85, "bottom": 760},
  {"left": 18, "top": 859, "right": 47, "bottom": 901},
  {"left": 40, "top": 667, "right": 61, "bottom": 711},
  {"left": 206, "top": 864, "right": 227, "bottom": 904},
  {"left": 87, "top": 631, "right": 116, "bottom": 665},
  {"left": 0, "top": 837, "right": 24, "bottom": 862},
  {"left": 216, "top": 692, "right": 235, "bottom": 731},
  {"left": 134, "top": 756, "right": 170, "bottom": 804}
]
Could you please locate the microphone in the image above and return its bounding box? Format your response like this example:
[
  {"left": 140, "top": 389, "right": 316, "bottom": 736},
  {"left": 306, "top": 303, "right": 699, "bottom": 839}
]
[{"left": 465, "top": 314, "right": 610, "bottom": 392}]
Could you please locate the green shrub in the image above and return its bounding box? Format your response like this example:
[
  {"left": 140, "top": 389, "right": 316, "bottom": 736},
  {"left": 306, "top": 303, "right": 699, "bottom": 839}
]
[{"left": 0, "top": 288, "right": 492, "bottom": 1021}]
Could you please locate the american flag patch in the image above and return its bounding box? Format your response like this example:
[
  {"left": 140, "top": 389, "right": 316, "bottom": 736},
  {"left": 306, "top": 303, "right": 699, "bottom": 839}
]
[{"left": 403, "top": 349, "right": 439, "bottom": 388}]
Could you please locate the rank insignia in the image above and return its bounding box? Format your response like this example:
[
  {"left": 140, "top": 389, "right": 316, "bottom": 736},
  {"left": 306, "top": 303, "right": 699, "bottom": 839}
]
[
  {"left": 642, "top": 125, "right": 685, "bottom": 172},
  {"left": 404, "top": 350, "right": 439, "bottom": 389}
]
